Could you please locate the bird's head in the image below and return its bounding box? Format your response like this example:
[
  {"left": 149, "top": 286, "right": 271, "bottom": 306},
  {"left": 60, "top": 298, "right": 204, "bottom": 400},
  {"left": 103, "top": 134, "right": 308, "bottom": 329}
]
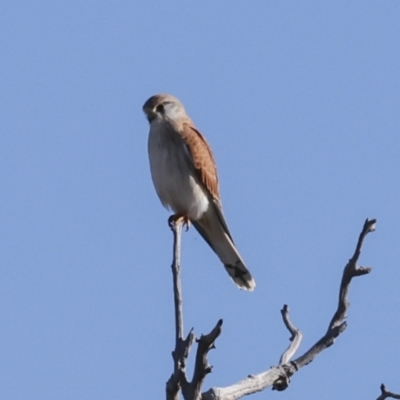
[{"left": 143, "top": 94, "right": 187, "bottom": 123}]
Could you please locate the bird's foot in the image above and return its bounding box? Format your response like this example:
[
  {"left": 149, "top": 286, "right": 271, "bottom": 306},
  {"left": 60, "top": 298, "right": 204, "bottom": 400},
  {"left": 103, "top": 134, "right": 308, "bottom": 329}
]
[{"left": 168, "top": 214, "right": 191, "bottom": 231}]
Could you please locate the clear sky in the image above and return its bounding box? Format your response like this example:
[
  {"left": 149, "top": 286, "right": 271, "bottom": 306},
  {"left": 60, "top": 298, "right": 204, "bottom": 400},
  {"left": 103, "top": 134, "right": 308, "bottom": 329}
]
[{"left": 1, "top": 2, "right": 399, "bottom": 399}]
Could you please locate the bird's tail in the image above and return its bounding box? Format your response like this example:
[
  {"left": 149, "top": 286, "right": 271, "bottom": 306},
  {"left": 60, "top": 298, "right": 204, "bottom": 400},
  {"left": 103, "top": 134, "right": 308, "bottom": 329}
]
[
  {"left": 192, "top": 208, "right": 256, "bottom": 291},
  {"left": 223, "top": 256, "right": 256, "bottom": 291}
]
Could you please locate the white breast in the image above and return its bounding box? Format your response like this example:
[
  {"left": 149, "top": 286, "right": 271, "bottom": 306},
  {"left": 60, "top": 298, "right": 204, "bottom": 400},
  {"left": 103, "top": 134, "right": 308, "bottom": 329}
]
[{"left": 148, "top": 122, "right": 209, "bottom": 220}]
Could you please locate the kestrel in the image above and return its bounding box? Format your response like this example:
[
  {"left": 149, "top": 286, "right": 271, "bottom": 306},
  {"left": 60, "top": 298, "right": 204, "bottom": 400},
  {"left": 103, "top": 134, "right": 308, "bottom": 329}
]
[{"left": 143, "top": 94, "right": 255, "bottom": 291}]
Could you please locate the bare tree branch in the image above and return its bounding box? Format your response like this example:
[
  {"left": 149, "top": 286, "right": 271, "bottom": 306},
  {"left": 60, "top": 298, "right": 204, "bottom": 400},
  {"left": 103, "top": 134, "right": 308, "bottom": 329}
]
[
  {"left": 293, "top": 218, "right": 376, "bottom": 369},
  {"left": 171, "top": 218, "right": 184, "bottom": 343},
  {"left": 271, "top": 305, "right": 303, "bottom": 391},
  {"left": 166, "top": 218, "right": 379, "bottom": 399},
  {"left": 182, "top": 320, "right": 223, "bottom": 400},
  {"left": 202, "top": 218, "right": 377, "bottom": 399},
  {"left": 279, "top": 304, "right": 302, "bottom": 365},
  {"left": 166, "top": 218, "right": 189, "bottom": 400},
  {"left": 376, "top": 384, "right": 400, "bottom": 400},
  {"left": 166, "top": 218, "right": 223, "bottom": 400}
]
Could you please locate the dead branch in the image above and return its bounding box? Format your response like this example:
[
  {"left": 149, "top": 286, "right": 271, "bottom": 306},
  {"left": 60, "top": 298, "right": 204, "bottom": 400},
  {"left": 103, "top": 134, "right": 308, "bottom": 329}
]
[
  {"left": 376, "top": 384, "right": 400, "bottom": 400},
  {"left": 166, "top": 218, "right": 223, "bottom": 400},
  {"left": 279, "top": 304, "right": 302, "bottom": 365},
  {"left": 165, "top": 218, "right": 379, "bottom": 399},
  {"left": 201, "top": 218, "right": 377, "bottom": 399},
  {"left": 171, "top": 218, "right": 184, "bottom": 343},
  {"left": 292, "top": 218, "right": 376, "bottom": 369},
  {"left": 182, "top": 320, "right": 223, "bottom": 400},
  {"left": 166, "top": 217, "right": 187, "bottom": 400},
  {"left": 273, "top": 305, "right": 302, "bottom": 391}
]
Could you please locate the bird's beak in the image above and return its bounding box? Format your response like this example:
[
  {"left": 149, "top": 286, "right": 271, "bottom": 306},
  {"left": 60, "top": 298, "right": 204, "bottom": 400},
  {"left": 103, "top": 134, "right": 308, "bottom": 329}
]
[{"left": 143, "top": 107, "right": 157, "bottom": 122}]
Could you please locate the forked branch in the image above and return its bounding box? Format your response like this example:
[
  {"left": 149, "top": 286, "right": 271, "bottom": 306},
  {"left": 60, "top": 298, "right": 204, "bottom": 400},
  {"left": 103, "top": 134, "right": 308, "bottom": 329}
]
[
  {"left": 202, "top": 219, "right": 377, "bottom": 399},
  {"left": 166, "top": 218, "right": 223, "bottom": 400},
  {"left": 376, "top": 384, "right": 400, "bottom": 400}
]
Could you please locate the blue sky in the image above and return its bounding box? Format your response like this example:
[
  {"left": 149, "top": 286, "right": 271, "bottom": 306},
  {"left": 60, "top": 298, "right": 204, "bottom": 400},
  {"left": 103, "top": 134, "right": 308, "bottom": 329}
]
[{"left": 1, "top": 2, "right": 399, "bottom": 399}]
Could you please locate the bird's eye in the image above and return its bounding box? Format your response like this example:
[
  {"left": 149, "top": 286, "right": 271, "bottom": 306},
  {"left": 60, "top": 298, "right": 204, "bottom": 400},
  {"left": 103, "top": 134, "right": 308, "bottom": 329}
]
[{"left": 156, "top": 104, "right": 164, "bottom": 113}]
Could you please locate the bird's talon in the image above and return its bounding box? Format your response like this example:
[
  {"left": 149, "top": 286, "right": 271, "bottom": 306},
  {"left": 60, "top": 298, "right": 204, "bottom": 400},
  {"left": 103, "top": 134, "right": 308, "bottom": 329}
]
[
  {"left": 184, "top": 219, "right": 190, "bottom": 231},
  {"left": 168, "top": 214, "right": 190, "bottom": 231},
  {"left": 168, "top": 215, "right": 176, "bottom": 229}
]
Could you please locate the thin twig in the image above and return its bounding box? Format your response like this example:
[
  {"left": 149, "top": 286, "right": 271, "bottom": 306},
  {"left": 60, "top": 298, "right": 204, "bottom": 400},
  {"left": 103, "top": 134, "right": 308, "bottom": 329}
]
[
  {"left": 294, "top": 218, "right": 376, "bottom": 369},
  {"left": 328, "top": 218, "right": 376, "bottom": 332},
  {"left": 271, "top": 305, "right": 302, "bottom": 391},
  {"left": 279, "top": 305, "right": 302, "bottom": 365}
]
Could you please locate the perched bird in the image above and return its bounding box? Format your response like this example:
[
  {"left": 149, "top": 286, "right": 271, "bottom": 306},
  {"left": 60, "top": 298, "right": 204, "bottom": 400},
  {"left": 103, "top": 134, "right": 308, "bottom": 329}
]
[{"left": 143, "top": 94, "right": 255, "bottom": 291}]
